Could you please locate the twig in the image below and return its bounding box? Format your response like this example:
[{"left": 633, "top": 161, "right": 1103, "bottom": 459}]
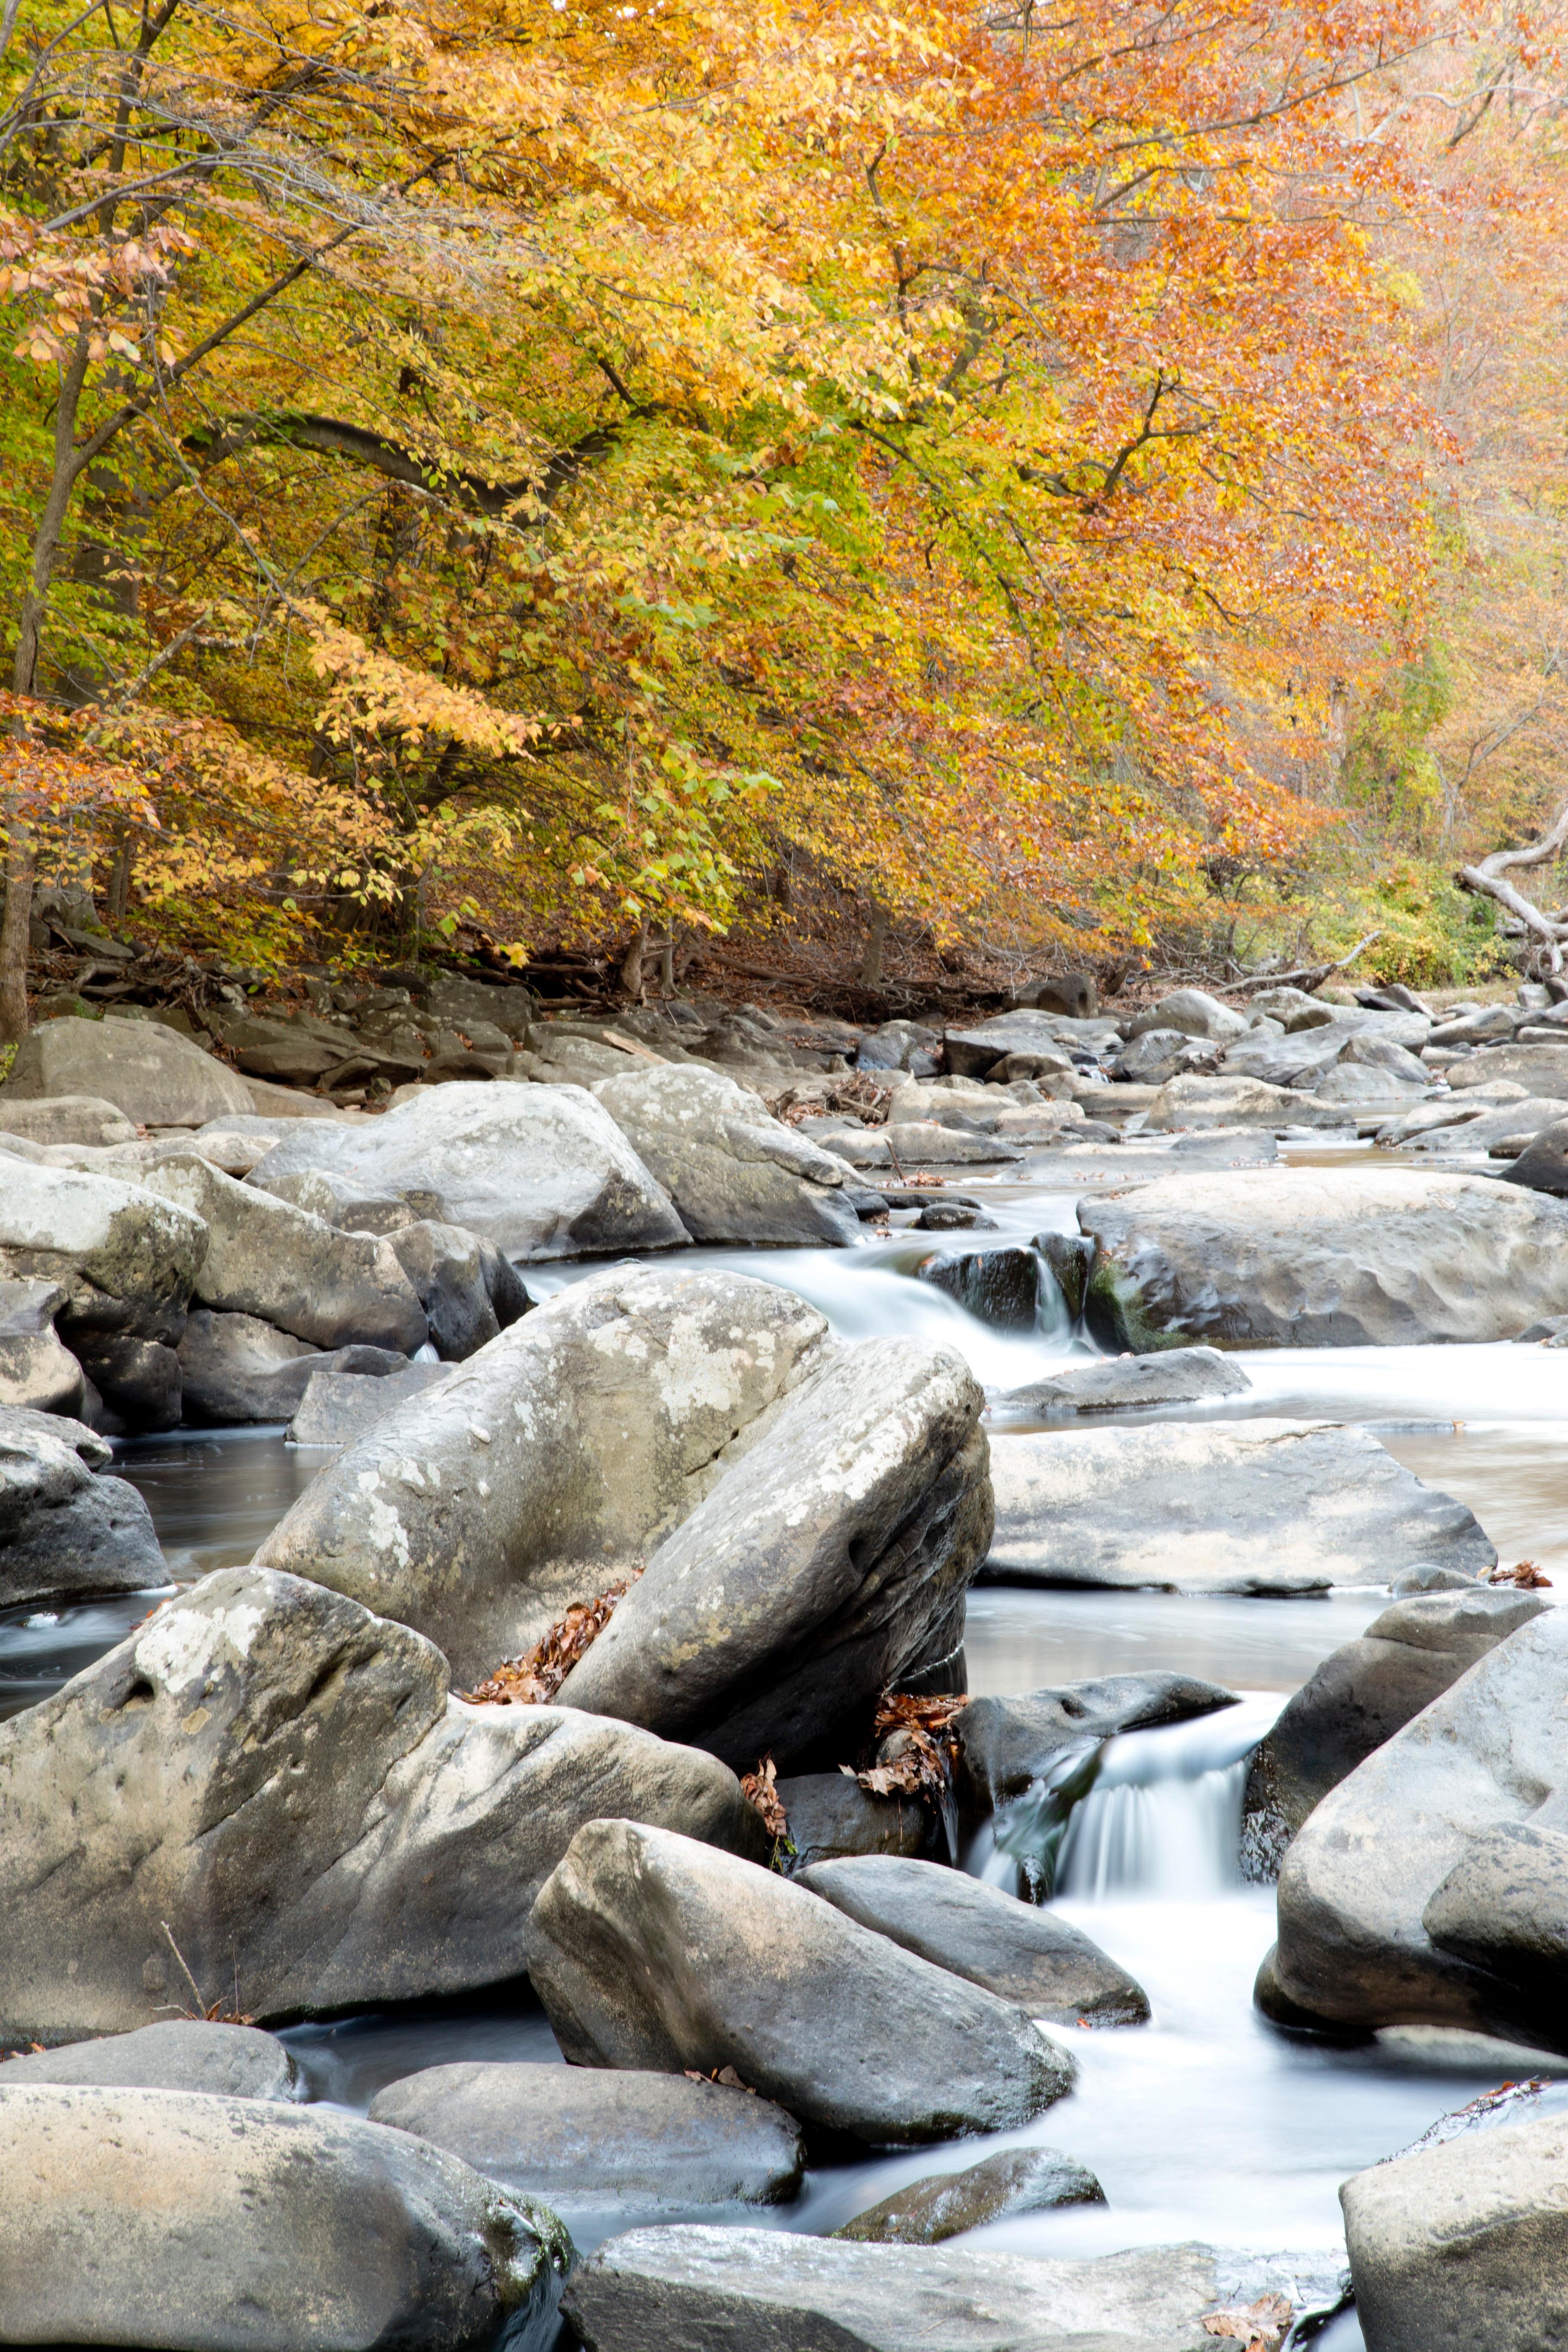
[
  {"left": 1229, "top": 931, "right": 1383, "bottom": 994},
  {"left": 160, "top": 1920, "right": 208, "bottom": 2015}
]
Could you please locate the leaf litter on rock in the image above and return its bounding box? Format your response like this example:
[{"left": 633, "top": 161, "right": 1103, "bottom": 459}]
[
  {"left": 1200, "top": 2293, "right": 1293, "bottom": 2350},
  {"left": 460, "top": 1572, "right": 641, "bottom": 1705}
]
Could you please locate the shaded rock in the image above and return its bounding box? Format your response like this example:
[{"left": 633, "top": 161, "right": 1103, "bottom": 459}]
[
  {"left": 1036, "top": 1230, "right": 1094, "bottom": 1320},
  {"left": 554, "top": 1340, "right": 991, "bottom": 1769},
  {"left": 0, "top": 1275, "right": 84, "bottom": 1413},
  {"left": 0, "top": 1565, "right": 766, "bottom": 2046},
  {"left": 529, "top": 1821, "right": 1072, "bottom": 2145},
  {"left": 594, "top": 1064, "right": 858, "bottom": 1245},
  {"left": 953, "top": 1674, "right": 1240, "bottom": 1813},
  {"left": 1113, "top": 1028, "right": 1210, "bottom": 1083},
  {"left": 369, "top": 2061, "right": 804, "bottom": 2210},
  {"left": 387, "top": 1218, "right": 499, "bottom": 1358},
  {"left": 0, "top": 1093, "right": 137, "bottom": 1147},
  {"left": 72, "top": 1330, "right": 183, "bottom": 1429},
  {"left": 1019, "top": 971, "right": 1099, "bottom": 1018},
  {"left": 778, "top": 1773, "right": 943, "bottom": 1867},
  {"left": 1342, "top": 2111, "right": 1568, "bottom": 2352},
  {"left": 0, "top": 1014, "right": 254, "bottom": 1128},
  {"left": 834, "top": 2146, "right": 1105, "bottom": 2243},
  {"left": 917, "top": 1246, "right": 1041, "bottom": 1330},
  {"left": 288, "top": 1361, "right": 456, "bottom": 1446},
  {"left": 563, "top": 2228, "right": 1228, "bottom": 2352},
  {"left": 1500, "top": 1112, "right": 1568, "bottom": 1195},
  {"left": 0, "top": 2019, "right": 297, "bottom": 2099},
  {"left": 1422, "top": 1820, "right": 1568, "bottom": 2002},
  {"left": 1243, "top": 1588, "right": 1547, "bottom": 1871},
  {"left": 0, "top": 1161, "right": 207, "bottom": 1368},
  {"left": 796, "top": 1855, "right": 1149, "bottom": 2025},
  {"left": 985, "top": 1420, "right": 1492, "bottom": 1593},
  {"left": 253, "top": 1164, "right": 430, "bottom": 1227},
  {"left": 1269, "top": 1606, "right": 1568, "bottom": 2043},
  {"left": 0, "top": 1405, "right": 164, "bottom": 1611},
  {"left": 139, "top": 1155, "right": 427, "bottom": 1353},
  {"left": 943, "top": 1012, "right": 1090, "bottom": 1081},
  {"left": 1077, "top": 1169, "right": 1568, "bottom": 1347},
  {"left": 255, "top": 1268, "right": 834, "bottom": 1685},
  {"left": 0, "top": 2084, "right": 569, "bottom": 2352},
  {"left": 248, "top": 1081, "right": 689, "bottom": 1259},
  {"left": 995, "top": 1346, "right": 1249, "bottom": 1415},
  {"left": 175, "top": 1307, "right": 412, "bottom": 1426},
  {"left": 1127, "top": 989, "right": 1246, "bottom": 1044}
]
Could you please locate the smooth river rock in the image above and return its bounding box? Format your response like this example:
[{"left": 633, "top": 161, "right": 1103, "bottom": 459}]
[
  {"left": 796, "top": 1855, "right": 1149, "bottom": 2024},
  {"left": 554, "top": 1339, "right": 991, "bottom": 1768},
  {"left": 594, "top": 1063, "right": 859, "bottom": 1245},
  {"left": 0, "top": 2084, "right": 570, "bottom": 2352},
  {"left": 0, "top": 1405, "right": 165, "bottom": 1610},
  {"left": 1267, "top": 1605, "right": 1568, "bottom": 2044},
  {"left": 369, "top": 2061, "right": 804, "bottom": 2209},
  {"left": 0, "top": 1565, "right": 765, "bottom": 2046},
  {"left": 0, "top": 1012, "right": 255, "bottom": 1127},
  {"left": 0, "top": 2018, "right": 297, "bottom": 2098},
  {"left": 835, "top": 2146, "right": 1106, "bottom": 2243},
  {"left": 563, "top": 2229, "right": 1232, "bottom": 2352},
  {"left": 248, "top": 1080, "right": 689, "bottom": 1258},
  {"left": 254, "top": 1267, "right": 834, "bottom": 1685},
  {"left": 527, "top": 1820, "right": 1074, "bottom": 2145},
  {"left": 0, "top": 1091, "right": 137, "bottom": 1146},
  {"left": 994, "top": 1346, "right": 1250, "bottom": 1416},
  {"left": 1076, "top": 1169, "right": 1568, "bottom": 1346},
  {"left": 983, "top": 1421, "right": 1493, "bottom": 1593}
]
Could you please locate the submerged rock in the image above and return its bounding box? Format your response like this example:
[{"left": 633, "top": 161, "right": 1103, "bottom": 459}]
[
  {"left": 0, "top": 1406, "right": 165, "bottom": 1611},
  {"left": 984, "top": 1420, "right": 1493, "bottom": 1592},
  {"left": 1077, "top": 1169, "right": 1568, "bottom": 1347},
  {"left": 0, "top": 2084, "right": 570, "bottom": 2352},
  {"left": 0, "top": 1013, "right": 254, "bottom": 1127},
  {"left": 834, "top": 2146, "right": 1106, "bottom": 2243},
  {"left": 594, "top": 1064, "right": 859, "bottom": 1246},
  {"left": 254, "top": 1268, "right": 833, "bottom": 1686},
  {"left": 0, "top": 1565, "right": 764, "bottom": 2046},
  {"left": 248, "top": 1080, "right": 689, "bottom": 1259},
  {"left": 554, "top": 1338, "right": 990, "bottom": 1768},
  {"left": 0, "top": 2019, "right": 297, "bottom": 2099},
  {"left": 527, "top": 1820, "right": 1074, "bottom": 2145},
  {"left": 369, "top": 2061, "right": 804, "bottom": 2210},
  {"left": 994, "top": 1346, "right": 1250, "bottom": 1415},
  {"left": 796, "top": 1855, "right": 1149, "bottom": 2025}
]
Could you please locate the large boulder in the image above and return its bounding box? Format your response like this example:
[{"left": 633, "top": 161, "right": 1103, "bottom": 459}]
[
  {"left": 369, "top": 2061, "right": 804, "bottom": 2210},
  {"left": 254, "top": 1268, "right": 834, "bottom": 1686},
  {"left": 1267, "top": 1607, "right": 1568, "bottom": 2044},
  {"left": 1399, "top": 1095, "right": 1568, "bottom": 1155},
  {"left": 1341, "top": 2110, "right": 1568, "bottom": 2352},
  {"left": 175, "top": 1308, "right": 413, "bottom": 1426},
  {"left": 528, "top": 1820, "right": 1074, "bottom": 2144},
  {"left": 0, "top": 1274, "right": 85, "bottom": 1412},
  {"left": 563, "top": 2230, "right": 1241, "bottom": 2352},
  {"left": 775, "top": 1773, "right": 943, "bottom": 1868},
  {"left": 1243, "top": 1588, "right": 1547, "bottom": 1870},
  {"left": 0, "top": 1013, "right": 254, "bottom": 1127},
  {"left": 1446, "top": 1040, "right": 1568, "bottom": 1096},
  {"left": 0, "top": 1405, "right": 165, "bottom": 1610},
  {"left": 247, "top": 1081, "right": 689, "bottom": 1258},
  {"left": 1500, "top": 1112, "right": 1568, "bottom": 1194},
  {"left": 984, "top": 1421, "right": 1494, "bottom": 1593},
  {"left": 795, "top": 1855, "right": 1150, "bottom": 2024},
  {"left": 953, "top": 1673, "right": 1240, "bottom": 1814},
  {"left": 0, "top": 1565, "right": 766, "bottom": 2046},
  {"left": 593, "top": 1064, "right": 859, "bottom": 1245},
  {"left": 0, "top": 2084, "right": 570, "bottom": 2352},
  {"left": 943, "top": 1011, "right": 1096, "bottom": 1080},
  {"left": 385, "top": 1218, "right": 501, "bottom": 1358},
  {"left": 0, "top": 1092, "right": 136, "bottom": 1146},
  {"left": 1126, "top": 989, "right": 1247, "bottom": 1044},
  {"left": 1076, "top": 1169, "right": 1568, "bottom": 1346},
  {"left": 0, "top": 2019, "right": 297, "bottom": 2098},
  {"left": 555, "top": 1338, "right": 991, "bottom": 1767},
  {"left": 138, "top": 1155, "right": 427, "bottom": 1354}
]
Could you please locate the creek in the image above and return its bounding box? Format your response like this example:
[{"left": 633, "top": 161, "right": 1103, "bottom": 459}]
[{"left": 6, "top": 1148, "right": 1567, "bottom": 2346}]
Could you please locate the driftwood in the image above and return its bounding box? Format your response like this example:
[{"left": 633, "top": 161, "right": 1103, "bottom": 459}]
[
  {"left": 1458, "top": 803, "right": 1568, "bottom": 973},
  {"left": 1229, "top": 931, "right": 1383, "bottom": 995}
]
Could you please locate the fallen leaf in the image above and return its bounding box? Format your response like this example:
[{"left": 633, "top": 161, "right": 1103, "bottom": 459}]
[
  {"left": 1200, "top": 2293, "right": 1293, "bottom": 2349},
  {"left": 461, "top": 1571, "right": 642, "bottom": 1705},
  {"left": 741, "top": 1752, "right": 789, "bottom": 1839}
]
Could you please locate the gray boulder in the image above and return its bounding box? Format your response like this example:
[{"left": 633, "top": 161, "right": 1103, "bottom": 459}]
[
  {"left": 176, "top": 1307, "right": 412, "bottom": 1426},
  {"left": 1076, "top": 1169, "right": 1568, "bottom": 1346},
  {"left": 835, "top": 2146, "right": 1105, "bottom": 2243},
  {"left": 778, "top": 1773, "right": 943, "bottom": 1868},
  {"left": 368, "top": 2061, "right": 804, "bottom": 2210},
  {"left": 139, "top": 1155, "right": 427, "bottom": 1354},
  {"left": 1399, "top": 1095, "right": 1568, "bottom": 1155},
  {"left": 943, "top": 1011, "right": 1090, "bottom": 1080},
  {"left": 1421, "top": 1820, "right": 1568, "bottom": 2003},
  {"left": 1500, "top": 1112, "right": 1568, "bottom": 1194},
  {"left": 796, "top": 1855, "right": 1149, "bottom": 2025},
  {"left": 0, "top": 1093, "right": 137, "bottom": 1146},
  {"left": 0, "top": 1565, "right": 766, "bottom": 2046},
  {"left": 984, "top": 1420, "right": 1493, "bottom": 1593},
  {"left": 1114, "top": 1029, "right": 1210, "bottom": 1082},
  {"left": 248, "top": 1081, "right": 689, "bottom": 1258},
  {"left": 0, "top": 1406, "right": 165, "bottom": 1610},
  {"left": 555, "top": 1339, "right": 991, "bottom": 1768},
  {"left": 0, "top": 1275, "right": 84, "bottom": 1413},
  {"left": 386, "top": 1218, "right": 499, "bottom": 1358},
  {"left": 251, "top": 1163, "right": 437, "bottom": 1226},
  {"left": 953, "top": 1674, "right": 1240, "bottom": 1813},
  {"left": 1243, "top": 1588, "right": 1547, "bottom": 1871},
  {"left": 255, "top": 1268, "right": 835, "bottom": 1686},
  {"left": 563, "top": 2229, "right": 1233, "bottom": 2352},
  {"left": 994, "top": 1347, "right": 1250, "bottom": 1416},
  {"left": 288, "top": 1361, "right": 455, "bottom": 1446},
  {"left": 527, "top": 1820, "right": 1074, "bottom": 2145},
  {"left": 1268, "top": 1606, "right": 1568, "bottom": 2043},
  {"left": 0, "top": 2084, "right": 569, "bottom": 2352},
  {"left": 1127, "top": 989, "right": 1247, "bottom": 1044},
  {"left": 593, "top": 1064, "right": 859, "bottom": 1245},
  {"left": 1143, "top": 1073, "right": 1349, "bottom": 1131},
  {"left": 1, "top": 1013, "right": 255, "bottom": 1126},
  {"left": 1446, "top": 1041, "right": 1568, "bottom": 1097},
  {"left": 1342, "top": 2112, "right": 1568, "bottom": 2352},
  {"left": 0, "top": 2018, "right": 297, "bottom": 2099}
]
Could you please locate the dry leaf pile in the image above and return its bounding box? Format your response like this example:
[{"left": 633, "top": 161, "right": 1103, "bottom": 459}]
[
  {"left": 460, "top": 1573, "right": 641, "bottom": 1706},
  {"left": 1487, "top": 1559, "right": 1553, "bottom": 1588},
  {"left": 849, "top": 1691, "right": 969, "bottom": 1804},
  {"left": 1200, "top": 2293, "right": 1293, "bottom": 2350},
  {"left": 741, "top": 1753, "right": 789, "bottom": 1839},
  {"left": 683, "top": 2065, "right": 759, "bottom": 2094}
]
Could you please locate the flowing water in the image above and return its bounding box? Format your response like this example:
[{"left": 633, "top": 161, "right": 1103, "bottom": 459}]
[{"left": 6, "top": 1147, "right": 1568, "bottom": 2342}]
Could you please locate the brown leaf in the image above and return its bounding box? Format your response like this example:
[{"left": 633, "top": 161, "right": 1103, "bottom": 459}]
[
  {"left": 1488, "top": 1559, "right": 1553, "bottom": 1588},
  {"left": 1200, "top": 2294, "right": 1293, "bottom": 2349},
  {"left": 460, "top": 1571, "right": 642, "bottom": 1705},
  {"left": 741, "top": 1752, "right": 790, "bottom": 1839}
]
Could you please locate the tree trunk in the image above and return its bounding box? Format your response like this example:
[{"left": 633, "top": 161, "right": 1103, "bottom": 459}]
[
  {"left": 619, "top": 921, "right": 649, "bottom": 999},
  {"left": 107, "top": 831, "right": 135, "bottom": 929},
  {"left": 656, "top": 931, "right": 675, "bottom": 995},
  {"left": 860, "top": 903, "right": 888, "bottom": 987}
]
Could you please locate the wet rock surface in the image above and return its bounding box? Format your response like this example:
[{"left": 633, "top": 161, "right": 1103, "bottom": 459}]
[
  {"left": 994, "top": 1346, "right": 1250, "bottom": 1415},
  {"left": 175, "top": 1306, "right": 412, "bottom": 1425},
  {"left": 952, "top": 1674, "right": 1240, "bottom": 1812}
]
